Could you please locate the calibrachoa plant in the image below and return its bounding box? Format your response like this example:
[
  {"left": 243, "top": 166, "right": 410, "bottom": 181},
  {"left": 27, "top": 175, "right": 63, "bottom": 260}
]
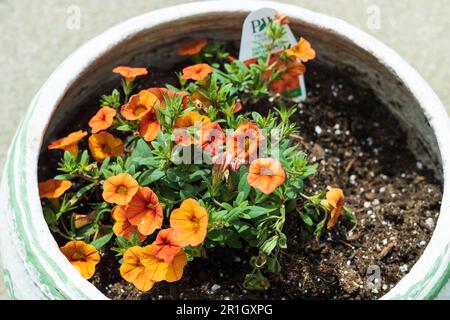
[{"left": 40, "top": 17, "right": 356, "bottom": 292}]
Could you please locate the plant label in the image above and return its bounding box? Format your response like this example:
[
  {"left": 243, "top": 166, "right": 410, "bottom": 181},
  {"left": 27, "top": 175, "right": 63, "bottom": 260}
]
[{"left": 239, "top": 8, "right": 307, "bottom": 101}]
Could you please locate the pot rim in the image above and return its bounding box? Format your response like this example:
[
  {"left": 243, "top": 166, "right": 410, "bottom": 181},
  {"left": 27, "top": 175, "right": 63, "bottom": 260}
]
[{"left": 2, "top": 0, "right": 449, "bottom": 300}]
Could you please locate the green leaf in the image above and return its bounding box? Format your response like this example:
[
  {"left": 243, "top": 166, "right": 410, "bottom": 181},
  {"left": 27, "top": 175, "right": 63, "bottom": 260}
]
[
  {"left": 117, "top": 125, "right": 133, "bottom": 132},
  {"left": 260, "top": 235, "right": 279, "bottom": 255},
  {"left": 43, "top": 207, "right": 56, "bottom": 226},
  {"left": 241, "top": 206, "right": 267, "bottom": 219},
  {"left": 300, "top": 213, "right": 314, "bottom": 226},
  {"left": 90, "top": 232, "right": 113, "bottom": 250},
  {"left": 278, "top": 233, "right": 287, "bottom": 249},
  {"left": 237, "top": 172, "right": 251, "bottom": 201},
  {"left": 132, "top": 139, "right": 152, "bottom": 158},
  {"left": 80, "top": 150, "right": 90, "bottom": 167},
  {"left": 54, "top": 174, "right": 76, "bottom": 180},
  {"left": 243, "top": 273, "right": 270, "bottom": 290},
  {"left": 267, "top": 257, "right": 282, "bottom": 273},
  {"left": 139, "top": 169, "right": 165, "bottom": 186},
  {"left": 130, "top": 230, "right": 141, "bottom": 246},
  {"left": 116, "top": 236, "right": 131, "bottom": 249},
  {"left": 75, "top": 183, "right": 95, "bottom": 199}
]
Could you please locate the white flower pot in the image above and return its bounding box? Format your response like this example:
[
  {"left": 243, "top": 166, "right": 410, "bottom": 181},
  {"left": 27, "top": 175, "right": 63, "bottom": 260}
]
[{"left": 1, "top": 1, "right": 449, "bottom": 300}]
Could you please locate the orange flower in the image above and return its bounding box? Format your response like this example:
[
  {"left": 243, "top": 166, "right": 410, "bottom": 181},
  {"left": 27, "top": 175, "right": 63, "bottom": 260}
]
[
  {"left": 226, "top": 122, "right": 264, "bottom": 162},
  {"left": 48, "top": 130, "right": 88, "bottom": 156},
  {"left": 88, "top": 107, "right": 117, "bottom": 134},
  {"left": 170, "top": 199, "right": 208, "bottom": 247},
  {"left": 270, "top": 59, "right": 305, "bottom": 93},
  {"left": 173, "top": 128, "right": 194, "bottom": 147},
  {"left": 126, "top": 187, "right": 163, "bottom": 236},
  {"left": 326, "top": 188, "right": 345, "bottom": 229},
  {"left": 232, "top": 102, "right": 243, "bottom": 114},
  {"left": 200, "top": 122, "right": 225, "bottom": 155},
  {"left": 113, "top": 66, "right": 148, "bottom": 81},
  {"left": 190, "top": 91, "right": 212, "bottom": 110},
  {"left": 112, "top": 205, "right": 146, "bottom": 242},
  {"left": 120, "top": 246, "right": 168, "bottom": 292},
  {"left": 139, "top": 110, "right": 160, "bottom": 142},
  {"left": 38, "top": 179, "right": 72, "bottom": 199},
  {"left": 275, "top": 12, "right": 290, "bottom": 25},
  {"left": 121, "top": 90, "right": 158, "bottom": 121},
  {"left": 147, "top": 88, "right": 188, "bottom": 109},
  {"left": 181, "top": 63, "right": 213, "bottom": 81},
  {"left": 285, "top": 38, "right": 316, "bottom": 63},
  {"left": 151, "top": 228, "right": 181, "bottom": 263},
  {"left": 247, "top": 158, "right": 286, "bottom": 194},
  {"left": 165, "top": 248, "right": 188, "bottom": 283},
  {"left": 60, "top": 241, "right": 100, "bottom": 279},
  {"left": 88, "top": 131, "right": 124, "bottom": 162},
  {"left": 177, "top": 39, "right": 208, "bottom": 56},
  {"left": 102, "top": 173, "right": 139, "bottom": 206},
  {"left": 175, "top": 111, "right": 210, "bottom": 129}
]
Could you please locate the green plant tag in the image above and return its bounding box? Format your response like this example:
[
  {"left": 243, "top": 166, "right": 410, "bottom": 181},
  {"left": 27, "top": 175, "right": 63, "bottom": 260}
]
[{"left": 239, "top": 8, "right": 307, "bottom": 101}]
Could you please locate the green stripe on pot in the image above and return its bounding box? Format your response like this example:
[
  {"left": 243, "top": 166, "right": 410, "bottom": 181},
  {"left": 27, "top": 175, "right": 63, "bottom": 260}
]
[
  {"left": 5, "top": 89, "right": 90, "bottom": 299},
  {"left": 2, "top": 269, "right": 15, "bottom": 298},
  {"left": 387, "top": 246, "right": 449, "bottom": 300}
]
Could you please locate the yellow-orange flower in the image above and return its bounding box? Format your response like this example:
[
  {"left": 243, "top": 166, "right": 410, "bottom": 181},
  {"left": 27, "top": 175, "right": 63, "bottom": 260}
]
[
  {"left": 190, "top": 91, "right": 212, "bottom": 110},
  {"left": 126, "top": 187, "right": 163, "bottom": 236},
  {"left": 174, "top": 111, "right": 210, "bottom": 128},
  {"left": 147, "top": 88, "right": 188, "bottom": 109},
  {"left": 200, "top": 122, "right": 225, "bottom": 155},
  {"left": 38, "top": 179, "right": 72, "bottom": 199},
  {"left": 113, "top": 66, "right": 148, "bottom": 81},
  {"left": 177, "top": 39, "right": 208, "bottom": 56},
  {"left": 247, "top": 158, "right": 286, "bottom": 194},
  {"left": 121, "top": 90, "right": 158, "bottom": 121},
  {"left": 74, "top": 213, "right": 93, "bottom": 229},
  {"left": 139, "top": 110, "right": 160, "bottom": 142},
  {"left": 88, "top": 107, "right": 117, "bottom": 134},
  {"left": 48, "top": 130, "right": 88, "bottom": 156},
  {"left": 285, "top": 38, "right": 316, "bottom": 63},
  {"left": 270, "top": 59, "right": 305, "bottom": 93},
  {"left": 170, "top": 199, "right": 208, "bottom": 247},
  {"left": 151, "top": 228, "right": 181, "bottom": 263},
  {"left": 60, "top": 241, "right": 100, "bottom": 279},
  {"left": 226, "top": 122, "right": 264, "bottom": 162},
  {"left": 88, "top": 131, "right": 124, "bottom": 162},
  {"left": 102, "top": 173, "right": 139, "bottom": 206},
  {"left": 173, "top": 128, "right": 194, "bottom": 147},
  {"left": 120, "top": 246, "right": 167, "bottom": 292},
  {"left": 112, "top": 205, "right": 146, "bottom": 242},
  {"left": 275, "top": 12, "right": 290, "bottom": 25},
  {"left": 326, "top": 188, "right": 345, "bottom": 229},
  {"left": 165, "top": 248, "right": 188, "bottom": 283},
  {"left": 181, "top": 63, "right": 213, "bottom": 81}
]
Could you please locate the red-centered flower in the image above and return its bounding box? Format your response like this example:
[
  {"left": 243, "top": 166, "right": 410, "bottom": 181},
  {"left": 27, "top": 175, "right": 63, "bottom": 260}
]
[
  {"left": 226, "top": 122, "right": 264, "bottom": 162},
  {"left": 139, "top": 110, "right": 160, "bottom": 142},
  {"left": 199, "top": 122, "right": 225, "bottom": 155},
  {"left": 126, "top": 187, "right": 163, "bottom": 236},
  {"left": 151, "top": 228, "right": 181, "bottom": 263}
]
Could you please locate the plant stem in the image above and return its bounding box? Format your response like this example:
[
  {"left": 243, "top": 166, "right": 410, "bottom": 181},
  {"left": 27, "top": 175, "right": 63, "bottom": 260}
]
[{"left": 74, "top": 173, "right": 98, "bottom": 184}]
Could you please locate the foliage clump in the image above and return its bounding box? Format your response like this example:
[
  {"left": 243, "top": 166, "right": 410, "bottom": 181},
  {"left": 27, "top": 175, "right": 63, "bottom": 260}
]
[{"left": 40, "top": 17, "right": 355, "bottom": 292}]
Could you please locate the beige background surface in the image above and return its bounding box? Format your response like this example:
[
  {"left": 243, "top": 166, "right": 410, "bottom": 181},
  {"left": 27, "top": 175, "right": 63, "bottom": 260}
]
[{"left": 0, "top": 0, "right": 449, "bottom": 299}]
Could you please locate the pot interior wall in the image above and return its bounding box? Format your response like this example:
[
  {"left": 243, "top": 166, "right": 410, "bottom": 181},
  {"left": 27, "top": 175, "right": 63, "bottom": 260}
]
[{"left": 40, "top": 11, "right": 443, "bottom": 181}]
